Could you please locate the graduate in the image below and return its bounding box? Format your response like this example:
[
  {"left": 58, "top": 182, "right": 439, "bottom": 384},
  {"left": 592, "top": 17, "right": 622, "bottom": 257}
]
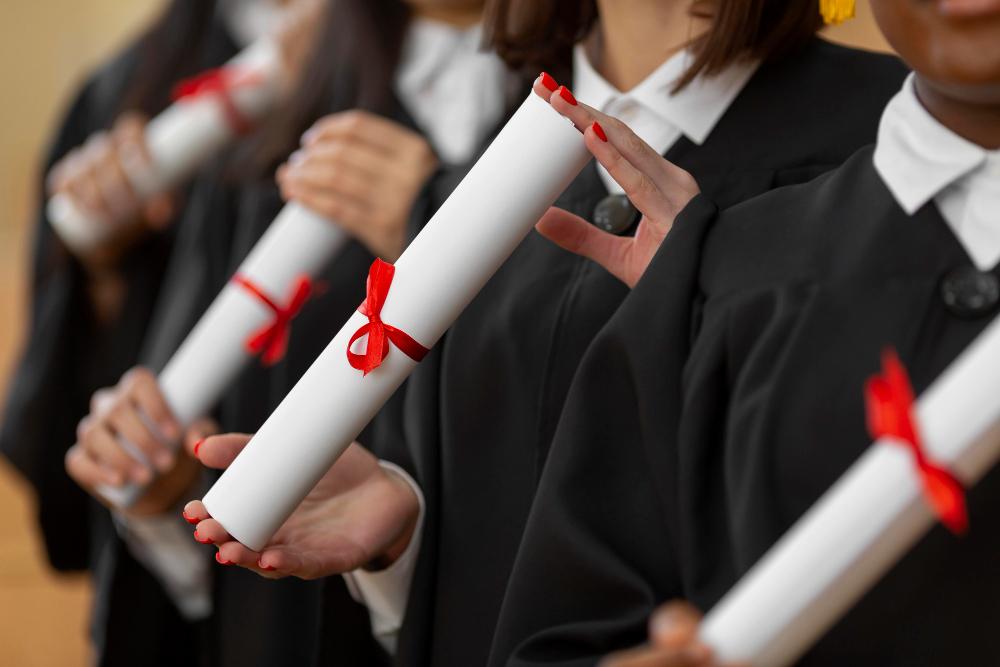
[
  {"left": 78, "top": 0, "right": 515, "bottom": 662},
  {"left": 487, "top": 0, "right": 1000, "bottom": 664},
  {"left": 185, "top": 0, "right": 908, "bottom": 665}
]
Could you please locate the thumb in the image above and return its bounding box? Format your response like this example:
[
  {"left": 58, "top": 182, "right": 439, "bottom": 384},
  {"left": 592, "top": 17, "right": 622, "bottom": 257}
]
[
  {"left": 535, "top": 207, "right": 633, "bottom": 286},
  {"left": 194, "top": 433, "right": 254, "bottom": 469}
]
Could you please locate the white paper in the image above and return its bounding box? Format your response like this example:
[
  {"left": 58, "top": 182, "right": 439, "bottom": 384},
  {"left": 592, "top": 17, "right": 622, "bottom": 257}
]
[
  {"left": 700, "top": 315, "right": 1000, "bottom": 666},
  {"left": 201, "top": 93, "right": 591, "bottom": 551},
  {"left": 48, "top": 39, "right": 283, "bottom": 252},
  {"left": 97, "top": 203, "right": 347, "bottom": 508}
]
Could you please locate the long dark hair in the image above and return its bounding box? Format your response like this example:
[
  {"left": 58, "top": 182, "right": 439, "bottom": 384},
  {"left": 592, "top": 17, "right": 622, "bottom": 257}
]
[
  {"left": 239, "top": 0, "right": 412, "bottom": 176},
  {"left": 484, "top": 0, "right": 823, "bottom": 90},
  {"left": 120, "top": 0, "right": 222, "bottom": 116}
]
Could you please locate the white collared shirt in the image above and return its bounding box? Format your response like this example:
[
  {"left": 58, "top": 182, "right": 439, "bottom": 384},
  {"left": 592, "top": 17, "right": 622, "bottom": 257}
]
[
  {"left": 395, "top": 19, "right": 510, "bottom": 166},
  {"left": 572, "top": 42, "right": 759, "bottom": 193},
  {"left": 875, "top": 74, "right": 1000, "bottom": 271}
]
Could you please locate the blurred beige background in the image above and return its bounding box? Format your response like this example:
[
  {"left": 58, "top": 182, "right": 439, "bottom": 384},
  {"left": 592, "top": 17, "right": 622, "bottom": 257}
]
[{"left": 0, "top": 1, "right": 890, "bottom": 664}]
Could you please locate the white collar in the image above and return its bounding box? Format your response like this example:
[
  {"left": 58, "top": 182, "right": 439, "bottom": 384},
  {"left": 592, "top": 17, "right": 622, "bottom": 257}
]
[
  {"left": 874, "top": 74, "right": 993, "bottom": 215},
  {"left": 218, "top": 0, "right": 291, "bottom": 47},
  {"left": 572, "top": 42, "right": 758, "bottom": 145}
]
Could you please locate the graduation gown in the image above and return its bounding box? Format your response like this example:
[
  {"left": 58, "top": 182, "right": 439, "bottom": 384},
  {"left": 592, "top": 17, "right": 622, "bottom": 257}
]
[
  {"left": 394, "top": 38, "right": 908, "bottom": 667},
  {"left": 489, "top": 147, "right": 1000, "bottom": 665}
]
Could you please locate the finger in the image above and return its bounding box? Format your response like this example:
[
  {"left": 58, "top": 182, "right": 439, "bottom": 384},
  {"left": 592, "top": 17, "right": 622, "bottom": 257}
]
[
  {"left": 66, "top": 443, "right": 124, "bottom": 488},
  {"left": 302, "top": 111, "right": 406, "bottom": 156},
  {"left": 284, "top": 142, "right": 383, "bottom": 182},
  {"left": 280, "top": 156, "right": 375, "bottom": 207},
  {"left": 216, "top": 541, "right": 262, "bottom": 568},
  {"left": 107, "top": 401, "right": 173, "bottom": 472},
  {"left": 90, "top": 387, "right": 116, "bottom": 415},
  {"left": 535, "top": 207, "right": 633, "bottom": 285},
  {"left": 650, "top": 602, "right": 704, "bottom": 649},
  {"left": 193, "top": 433, "right": 253, "bottom": 468},
  {"left": 80, "top": 421, "right": 150, "bottom": 484},
  {"left": 183, "top": 499, "right": 210, "bottom": 522},
  {"left": 593, "top": 115, "right": 699, "bottom": 210},
  {"left": 112, "top": 113, "right": 152, "bottom": 165},
  {"left": 95, "top": 144, "right": 141, "bottom": 219},
  {"left": 533, "top": 71, "right": 559, "bottom": 100},
  {"left": 192, "top": 518, "right": 232, "bottom": 544},
  {"left": 548, "top": 85, "right": 598, "bottom": 133},
  {"left": 122, "top": 368, "right": 179, "bottom": 441},
  {"left": 184, "top": 418, "right": 219, "bottom": 457},
  {"left": 141, "top": 193, "right": 177, "bottom": 230},
  {"left": 279, "top": 180, "right": 369, "bottom": 233}
]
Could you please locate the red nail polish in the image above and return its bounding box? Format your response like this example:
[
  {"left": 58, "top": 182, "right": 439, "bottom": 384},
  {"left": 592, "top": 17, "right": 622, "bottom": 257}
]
[
  {"left": 539, "top": 71, "right": 557, "bottom": 92},
  {"left": 193, "top": 438, "right": 205, "bottom": 457},
  {"left": 194, "top": 530, "right": 213, "bottom": 545},
  {"left": 592, "top": 121, "right": 608, "bottom": 142},
  {"left": 258, "top": 559, "right": 275, "bottom": 571},
  {"left": 182, "top": 510, "right": 198, "bottom": 525},
  {"left": 557, "top": 86, "right": 578, "bottom": 106},
  {"left": 215, "top": 551, "right": 231, "bottom": 565}
]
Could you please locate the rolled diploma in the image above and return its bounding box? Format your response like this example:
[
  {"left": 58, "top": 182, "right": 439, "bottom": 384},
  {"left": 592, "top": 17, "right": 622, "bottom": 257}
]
[
  {"left": 700, "top": 314, "right": 1000, "bottom": 666},
  {"left": 48, "top": 39, "right": 282, "bottom": 252},
  {"left": 201, "top": 93, "right": 591, "bottom": 551},
  {"left": 96, "top": 203, "right": 347, "bottom": 508}
]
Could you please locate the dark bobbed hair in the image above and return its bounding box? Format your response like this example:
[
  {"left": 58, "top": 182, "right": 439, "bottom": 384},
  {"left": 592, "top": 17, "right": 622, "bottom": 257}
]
[
  {"left": 240, "top": 0, "right": 411, "bottom": 175},
  {"left": 483, "top": 0, "right": 823, "bottom": 90}
]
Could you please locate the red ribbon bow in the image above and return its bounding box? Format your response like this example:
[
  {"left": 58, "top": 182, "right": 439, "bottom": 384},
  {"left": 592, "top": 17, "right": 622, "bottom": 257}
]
[
  {"left": 864, "top": 349, "right": 968, "bottom": 535},
  {"left": 232, "top": 274, "right": 312, "bottom": 367},
  {"left": 171, "top": 67, "right": 261, "bottom": 135},
  {"left": 347, "top": 259, "right": 429, "bottom": 375}
]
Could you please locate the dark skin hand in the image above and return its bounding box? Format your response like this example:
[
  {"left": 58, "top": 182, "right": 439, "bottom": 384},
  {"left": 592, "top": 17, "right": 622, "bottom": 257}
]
[{"left": 871, "top": 0, "right": 1000, "bottom": 149}]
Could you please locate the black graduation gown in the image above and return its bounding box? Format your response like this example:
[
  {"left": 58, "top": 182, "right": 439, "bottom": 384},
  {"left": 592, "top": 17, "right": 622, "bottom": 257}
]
[
  {"left": 394, "top": 39, "right": 909, "bottom": 667},
  {"left": 490, "top": 147, "right": 1000, "bottom": 665}
]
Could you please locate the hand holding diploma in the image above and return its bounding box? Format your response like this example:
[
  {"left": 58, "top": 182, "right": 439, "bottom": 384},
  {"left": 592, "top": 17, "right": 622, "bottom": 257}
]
[
  {"left": 65, "top": 368, "right": 217, "bottom": 516},
  {"left": 277, "top": 110, "right": 440, "bottom": 261},
  {"left": 182, "top": 434, "right": 419, "bottom": 577},
  {"left": 600, "top": 602, "right": 739, "bottom": 667},
  {"left": 531, "top": 80, "right": 700, "bottom": 288}
]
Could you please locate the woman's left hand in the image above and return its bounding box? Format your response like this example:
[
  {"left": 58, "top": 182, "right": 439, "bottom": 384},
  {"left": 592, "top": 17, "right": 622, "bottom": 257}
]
[
  {"left": 276, "top": 111, "right": 439, "bottom": 261},
  {"left": 531, "top": 75, "right": 701, "bottom": 288}
]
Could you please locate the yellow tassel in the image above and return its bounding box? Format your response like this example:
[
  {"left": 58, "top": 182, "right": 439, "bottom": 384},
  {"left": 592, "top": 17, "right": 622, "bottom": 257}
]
[{"left": 820, "top": 0, "right": 855, "bottom": 25}]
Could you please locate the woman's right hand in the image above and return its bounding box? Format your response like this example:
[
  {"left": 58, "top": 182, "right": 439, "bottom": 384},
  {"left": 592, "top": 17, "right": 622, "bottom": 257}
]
[
  {"left": 530, "top": 74, "right": 701, "bottom": 288},
  {"left": 46, "top": 113, "right": 176, "bottom": 269},
  {"left": 65, "top": 367, "right": 207, "bottom": 516}
]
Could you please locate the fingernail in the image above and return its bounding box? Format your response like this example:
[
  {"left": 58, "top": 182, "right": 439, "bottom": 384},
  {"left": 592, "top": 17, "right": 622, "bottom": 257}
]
[
  {"left": 194, "top": 530, "right": 213, "bottom": 545},
  {"left": 289, "top": 150, "right": 305, "bottom": 166},
  {"left": 193, "top": 438, "right": 205, "bottom": 458},
  {"left": 557, "top": 86, "right": 577, "bottom": 106},
  {"left": 651, "top": 608, "right": 678, "bottom": 639},
  {"left": 539, "top": 71, "right": 558, "bottom": 91},
  {"left": 215, "top": 551, "right": 230, "bottom": 565},
  {"left": 592, "top": 121, "right": 607, "bottom": 142},
  {"left": 258, "top": 559, "right": 275, "bottom": 571},
  {"left": 182, "top": 510, "right": 198, "bottom": 525},
  {"left": 300, "top": 128, "right": 317, "bottom": 145}
]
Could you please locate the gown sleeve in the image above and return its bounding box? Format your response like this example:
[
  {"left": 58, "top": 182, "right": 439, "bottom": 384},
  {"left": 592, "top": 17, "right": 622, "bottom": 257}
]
[{"left": 488, "top": 196, "right": 720, "bottom": 666}]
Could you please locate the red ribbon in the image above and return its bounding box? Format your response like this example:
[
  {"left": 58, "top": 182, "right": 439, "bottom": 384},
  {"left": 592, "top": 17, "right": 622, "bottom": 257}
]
[
  {"left": 864, "top": 349, "right": 968, "bottom": 534},
  {"left": 232, "top": 274, "right": 312, "bottom": 367},
  {"left": 347, "top": 259, "right": 429, "bottom": 375},
  {"left": 171, "top": 67, "right": 262, "bottom": 135}
]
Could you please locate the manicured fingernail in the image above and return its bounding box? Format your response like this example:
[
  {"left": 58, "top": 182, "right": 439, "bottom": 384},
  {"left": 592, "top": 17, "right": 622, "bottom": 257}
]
[
  {"left": 557, "top": 86, "right": 577, "bottom": 106},
  {"left": 182, "top": 510, "right": 198, "bottom": 525},
  {"left": 193, "top": 438, "right": 205, "bottom": 458},
  {"left": 258, "top": 559, "right": 275, "bottom": 571},
  {"left": 539, "top": 71, "right": 557, "bottom": 91},
  {"left": 592, "top": 121, "right": 607, "bottom": 142},
  {"left": 215, "top": 551, "right": 230, "bottom": 565},
  {"left": 194, "top": 530, "right": 213, "bottom": 545}
]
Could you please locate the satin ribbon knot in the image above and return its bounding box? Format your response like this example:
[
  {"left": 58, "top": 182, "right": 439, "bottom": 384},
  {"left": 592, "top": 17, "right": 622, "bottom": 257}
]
[
  {"left": 171, "top": 67, "right": 262, "bottom": 135},
  {"left": 864, "top": 348, "right": 968, "bottom": 535},
  {"left": 232, "top": 274, "right": 312, "bottom": 366},
  {"left": 347, "top": 259, "right": 429, "bottom": 375}
]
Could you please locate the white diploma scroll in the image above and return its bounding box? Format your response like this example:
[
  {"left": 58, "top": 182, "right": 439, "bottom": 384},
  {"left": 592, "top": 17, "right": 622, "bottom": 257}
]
[
  {"left": 48, "top": 38, "right": 283, "bottom": 253},
  {"left": 201, "top": 93, "right": 591, "bottom": 551},
  {"left": 97, "top": 203, "right": 347, "bottom": 508},
  {"left": 699, "top": 316, "right": 1000, "bottom": 666}
]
